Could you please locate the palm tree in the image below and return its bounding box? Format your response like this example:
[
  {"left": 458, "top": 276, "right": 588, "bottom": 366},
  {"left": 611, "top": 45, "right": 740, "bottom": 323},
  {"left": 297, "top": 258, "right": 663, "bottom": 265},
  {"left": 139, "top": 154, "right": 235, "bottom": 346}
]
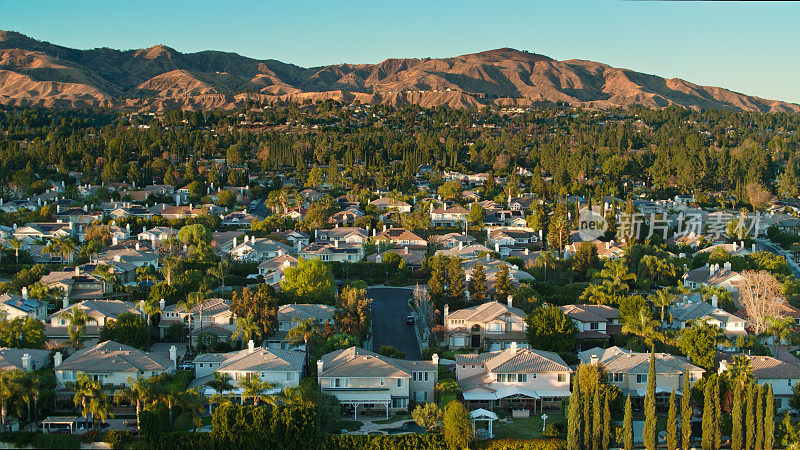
[
  {"left": 204, "top": 373, "right": 234, "bottom": 412},
  {"left": 93, "top": 263, "right": 116, "bottom": 295},
  {"left": 87, "top": 390, "right": 113, "bottom": 429},
  {"left": 43, "top": 239, "right": 61, "bottom": 263},
  {"left": 650, "top": 289, "right": 676, "bottom": 324},
  {"left": 8, "top": 238, "right": 22, "bottom": 264},
  {"left": 238, "top": 376, "right": 276, "bottom": 406},
  {"left": 18, "top": 371, "right": 40, "bottom": 425},
  {"left": 580, "top": 283, "right": 611, "bottom": 305},
  {"left": 179, "top": 288, "right": 211, "bottom": 333},
  {"left": 207, "top": 260, "right": 230, "bottom": 290},
  {"left": 114, "top": 377, "right": 154, "bottom": 430},
  {"left": 56, "top": 236, "right": 77, "bottom": 264},
  {"left": 67, "top": 373, "right": 106, "bottom": 428},
  {"left": 600, "top": 260, "right": 636, "bottom": 296},
  {"left": 155, "top": 382, "right": 181, "bottom": 430},
  {"left": 538, "top": 250, "right": 556, "bottom": 281},
  {"left": 231, "top": 315, "right": 260, "bottom": 346},
  {"left": 0, "top": 370, "right": 22, "bottom": 429},
  {"left": 178, "top": 388, "right": 205, "bottom": 431},
  {"left": 160, "top": 255, "right": 181, "bottom": 286},
  {"left": 622, "top": 307, "right": 665, "bottom": 349},
  {"left": 59, "top": 307, "right": 98, "bottom": 350},
  {"left": 764, "top": 317, "right": 795, "bottom": 353},
  {"left": 286, "top": 317, "right": 323, "bottom": 352},
  {"left": 725, "top": 354, "right": 754, "bottom": 389},
  {"left": 136, "top": 265, "right": 160, "bottom": 285}
]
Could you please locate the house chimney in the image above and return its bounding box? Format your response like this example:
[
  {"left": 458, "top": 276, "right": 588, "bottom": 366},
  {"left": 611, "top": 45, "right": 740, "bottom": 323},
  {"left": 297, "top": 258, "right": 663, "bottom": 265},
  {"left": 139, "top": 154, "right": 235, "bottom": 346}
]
[
  {"left": 75, "top": 266, "right": 80, "bottom": 276},
  {"left": 383, "top": 224, "right": 387, "bottom": 232},
  {"left": 54, "top": 352, "right": 62, "bottom": 368},
  {"left": 494, "top": 242, "right": 500, "bottom": 253},
  {"left": 711, "top": 295, "right": 718, "bottom": 308},
  {"left": 317, "top": 360, "right": 324, "bottom": 373},
  {"left": 159, "top": 298, "right": 166, "bottom": 311},
  {"left": 510, "top": 341, "right": 517, "bottom": 352},
  {"left": 524, "top": 248, "right": 529, "bottom": 256},
  {"left": 63, "top": 298, "right": 69, "bottom": 309},
  {"left": 432, "top": 353, "right": 440, "bottom": 366},
  {"left": 233, "top": 236, "right": 238, "bottom": 248},
  {"left": 248, "top": 340, "right": 255, "bottom": 353},
  {"left": 21, "top": 287, "right": 28, "bottom": 300},
  {"left": 459, "top": 241, "right": 463, "bottom": 250},
  {"left": 334, "top": 239, "right": 339, "bottom": 248},
  {"left": 723, "top": 261, "right": 731, "bottom": 271},
  {"left": 21, "top": 354, "right": 31, "bottom": 371},
  {"left": 444, "top": 304, "right": 449, "bottom": 320},
  {"left": 485, "top": 253, "right": 490, "bottom": 262},
  {"left": 112, "top": 236, "right": 119, "bottom": 246},
  {"left": 590, "top": 354, "right": 598, "bottom": 366},
  {"left": 135, "top": 242, "right": 141, "bottom": 251},
  {"left": 126, "top": 223, "right": 130, "bottom": 233},
  {"left": 169, "top": 345, "right": 177, "bottom": 369},
  {"left": 295, "top": 240, "right": 302, "bottom": 253},
  {"left": 752, "top": 243, "right": 756, "bottom": 252},
  {"left": 314, "top": 229, "right": 319, "bottom": 240},
  {"left": 507, "top": 295, "right": 513, "bottom": 308}
]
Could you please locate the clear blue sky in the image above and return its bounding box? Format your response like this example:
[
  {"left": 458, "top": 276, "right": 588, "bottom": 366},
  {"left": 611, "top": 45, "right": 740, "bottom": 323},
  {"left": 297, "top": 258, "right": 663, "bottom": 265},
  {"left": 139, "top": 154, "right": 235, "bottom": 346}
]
[{"left": 2, "top": 0, "right": 799, "bottom": 103}]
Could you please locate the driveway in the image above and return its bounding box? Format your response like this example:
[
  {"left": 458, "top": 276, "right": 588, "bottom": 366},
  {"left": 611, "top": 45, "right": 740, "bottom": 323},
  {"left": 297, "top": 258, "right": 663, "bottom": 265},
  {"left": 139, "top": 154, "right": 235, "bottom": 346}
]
[{"left": 369, "top": 287, "right": 421, "bottom": 360}]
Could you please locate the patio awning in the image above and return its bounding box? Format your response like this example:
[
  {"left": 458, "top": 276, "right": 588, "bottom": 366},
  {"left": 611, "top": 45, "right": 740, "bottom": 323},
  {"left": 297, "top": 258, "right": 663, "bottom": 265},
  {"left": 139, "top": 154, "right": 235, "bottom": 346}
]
[{"left": 470, "top": 408, "right": 499, "bottom": 420}]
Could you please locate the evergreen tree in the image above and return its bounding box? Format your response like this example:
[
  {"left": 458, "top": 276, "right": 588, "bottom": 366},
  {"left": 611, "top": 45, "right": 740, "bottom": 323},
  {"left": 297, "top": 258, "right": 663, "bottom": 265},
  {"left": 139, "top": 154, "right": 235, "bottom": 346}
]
[
  {"left": 623, "top": 395, "right": 633, "bottom": 450},
  {"left": 567, "top": 376, "right": 582, "bottom": 450},
  {"left": 583, "top": 377, "right": 593, "bottom": 450},
  {"left": 702, "top": 378, "right": 714, "bottom": 450},
  {"left": 494, "top": 264, "right": 513, "bottom": 301},
  {"left": 447, "top": 257, "right": 465, "bottom": 301},
  {"left": 602, "top": 392, "right": 611, "bottom": 450},
  {"left": 765, "top": 384, "right": 774, "bottom": 450},
  {"left": 732, "top": 382, "right": 742, "bottom": 450},
  {"left": 756, "top": 384, "right": 764, "bottom": 450},
  {"left": 667, "top": 388, "right": 678, "bottom": 450},
  {"left": 467, "top": 261, "right": 487, "bottom": 303},
  {"left": 745, "top": 383, "right": 755, "bottom": 450},
  {"left": 592, "top": 383, "right": 602, "bottom": 450},
  {"left": 681, "top": 372, "right": 692, "bottom": 450},
  {"left": 714, "top": 379, "right": 721, "bottom": 450},
  {"left": 428, "top": 256, "right": 448, "bottom": 303},
  {"left": 644, "top": 350, "right": 657, "bottom": 450}
]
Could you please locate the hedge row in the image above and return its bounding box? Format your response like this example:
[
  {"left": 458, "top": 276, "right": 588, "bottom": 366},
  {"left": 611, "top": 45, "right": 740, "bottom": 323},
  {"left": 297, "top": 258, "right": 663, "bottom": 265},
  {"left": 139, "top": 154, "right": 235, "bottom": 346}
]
[{"left": 0, "top": 431, "right": 82, "bottom": 449}]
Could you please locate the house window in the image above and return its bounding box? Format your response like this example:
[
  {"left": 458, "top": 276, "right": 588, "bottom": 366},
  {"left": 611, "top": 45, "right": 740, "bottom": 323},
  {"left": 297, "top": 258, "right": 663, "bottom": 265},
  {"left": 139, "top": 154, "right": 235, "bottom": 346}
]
[
  {"left": 486, "top": 323, "right": 503, "bottom": 332},
  {"left": 380, "top": 378, "right": 385, "bottom": 386},
  {"left": 397, "top": 378, "right": 404, "bottom": 388},
  {"left": 590, "top": 322, "right": 599, "bottom": 330},
  {"left": 517, "top": 374, "right": 527, "bottom": 383},
  {"left": 287, "top": 372, "right": 293, "bottom": 382},
  {"left": 611, "top": 373, "right": 623, "bottom": 382},
  {"left": 496, "top": 373, "right": 506, "bottom": 382},
  {"left": 558, "top": 373, "right": 567, "bottom": 383},
  {"left": 690, "top": 373, "right": 698, "bottom": 382},
  {"left": 637, "top": 374, "right": 647, "bottom": 384}
]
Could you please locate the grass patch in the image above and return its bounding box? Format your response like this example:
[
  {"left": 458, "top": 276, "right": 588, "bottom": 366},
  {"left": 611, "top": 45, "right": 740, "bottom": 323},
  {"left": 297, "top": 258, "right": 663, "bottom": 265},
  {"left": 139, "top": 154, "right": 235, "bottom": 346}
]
[
  {"left": 373, "top": 413, "right": 412, "bottom": 424},
  {"left": 492, "top": 412, "right": 566, "bottom": 440},
  {"left": 173, "top": 411, "right": 195, "bottom": 432},
  {"left": 338, "top": 419, "right": 363, "bottom": 432}
]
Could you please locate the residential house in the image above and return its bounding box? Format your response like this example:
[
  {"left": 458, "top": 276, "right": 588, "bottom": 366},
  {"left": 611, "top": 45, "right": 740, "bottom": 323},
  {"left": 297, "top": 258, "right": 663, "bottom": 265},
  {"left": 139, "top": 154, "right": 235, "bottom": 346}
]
[
  {"left": 158, "top": 298, "right": 235, "bottom": 348},
  {"left": 258, "top": 254, "right": 298, "bottom": 287},
  {"left": 487, "top": 227, "right": 540, "bottom": 248},
  {"left": 367, "top": 247, "right": 425, "bottom": 269},
  {"left": 444, "top": 300, "right": 528, "bottom": 351},
  {"left": 437, "top": 243, "right": 493, "bottom": 260},
  {"left": 560, "top": 304, "right": 621, "bottom": 346},
  {"left": 455, "top": 344, "right": 572, "bottom": 412},
  {"left": 221, "top": 211, "right": 257, "bottom": 227},
  {"left": 210, "top": 231, "right": 246, "bottom": 255},
  {"left": 266, "top": 303, "right": 335, "bottom": 350},
  {"left": 316, "top": 227, "right": 368, "bottom": 246},
  {"left": 317, "top": 347, "right": 438, "bottom": 418},
  {"left": 563, "top": 240, "right": 627, "bottom": 260},
  {"left": 137, "top": 226, "right": 178, "bottom": 244},
  {"left": 0, "top": 348, "right": 50, "bottom": 372},
  {"left": 47, "top": 300, "right": 141, "bottom": 345},
  {"left": 369, "top": 197, "right": 412, "bottom": 214},
  {"left": 193, "top": 341, "right": 305, "bottom": 400},
  {"left": 374, "top": 228, "right": 427, "bottom": 254},
  {"left": 0, "top": 290, "right": 49, "bottom": 320},
  {"left": 429, "top": 233, "right": 476, "bottom": 249},
  {"left": 683, "top": 263, "right": 744, "bottom": 292},
  {"left": 298, "top": 241, "right": 363, "bottom": 262},
  {"left": 229, "top": 236, "right": 291, "bottom": 262},
  {"left": 13, "top": 222, "right": 75, "bottom": 242},
  {"left": 54, "top": 340, "right": 176, "bottom": 387},
  {"left": 669, "top": 294, "right": 747, "bottom": 342},
  {"left": 40, "top": 267, "right": 106, "bottom": 301},
  {"left": 578, "top": 346, "right": 704, "bottom": 407},
  {"left": 430, "top": 204, "right": 469, "bottom": 227},
  {"left": 719, "top": 355, "right": 800, "bottom": 410}
]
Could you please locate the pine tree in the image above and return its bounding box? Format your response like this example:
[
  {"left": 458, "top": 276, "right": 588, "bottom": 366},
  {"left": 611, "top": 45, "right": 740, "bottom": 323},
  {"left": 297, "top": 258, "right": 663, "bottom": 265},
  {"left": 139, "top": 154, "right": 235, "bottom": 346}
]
[
  {"left": 714, "top": 379, "right": 721, "bottom": 450},
  {"left": 667, "top": 388, "right": 678, "bottom": 450},
  {"left": 428, "top": 256, "right": 447, "bottom": 302},
  {"left": 623, "top": 395, "right": 633, "bottom": 450},
  {"left": 602, "top": 392, "right": 611, "bottom": 450},
  {"left": 745, "top": 383, "right": 755, "bottom": 450},
  {"left": 592, "top": 383, "right": 602, "bottom": 450},
  {"left": 494, "top": 264, "right": 513, "bottom": 301},
  {"left": 583, "top": 379, "right": 593, "bottom": 450},
  {"left": 732, "top": 383, "right": 742, "bottom": 450},
  {"left": 755, "top": 384, "right": 764, "bottom": 450},
  {"left": 681, "top": 372, "right": 692, "bottom": 450},
  {"left": 447, "top": 257, "right": 465, "bottom": 301},
  {"left": 764, "top": 384, "right": 774, "bottom": 450},
  {"left": 644, "top": 350, "right": 657, "bottom": 450},
  {"left": 467, "top": 261, "right": 486, "bottom": 303},
  {"left": 567, "top": 376, "right": 582, "bottom": 450},
  {"left": 702, "top": 378, "right": 714, "bottom": 450}
]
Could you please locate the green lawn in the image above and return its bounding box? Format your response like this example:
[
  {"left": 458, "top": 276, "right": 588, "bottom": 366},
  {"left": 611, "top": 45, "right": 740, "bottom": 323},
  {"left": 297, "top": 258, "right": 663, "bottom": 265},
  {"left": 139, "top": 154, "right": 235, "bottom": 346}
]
[
  {"left": 339, "top": 419, "right": 363, "bottom": 432},
  {"left": 492, "top": 412, "right": 565, "bottom": 440},
  {"left": 373, "top": 412, "right": 412, "bottom": 424}
]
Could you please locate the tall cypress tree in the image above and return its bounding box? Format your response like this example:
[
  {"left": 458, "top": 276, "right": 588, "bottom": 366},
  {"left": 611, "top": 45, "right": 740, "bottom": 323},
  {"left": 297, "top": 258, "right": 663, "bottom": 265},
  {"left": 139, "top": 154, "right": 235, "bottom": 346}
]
[
  {"left": 732, "top": 383, "right": 743, "bottom": 450},
  {"left": 702, "top": 378, "right": 714, "bottom": 450},
  {"left": 745, "top": 383, "right": 755, "bottom": 450},
  {"left": 583, "top": 379, "right": 593, "bottom": 450},
  {"left": 667, "top": 388, "right": 678, "bottom": 450},
  {"left": 623, "top": 395, "right": 633, "bottom": 450},
  {"left": 681, "top": 372, "right": 692, "bottom": 450},
  {"left": 644, "top": 350, "right": 657, "bottom": 450},
  {"left": 755, "top": 384, "right": 764, "bottom": 450},
  {"left": 602, "top": 392, "right": 611, "bottom": 450},
  {"left": 592, "top": 384, "right": 602, "bottom": 450},
  {"left": 567, "top": 375, "right": 582, "bottom": 450},
  {"left": 714, "top": 379, "right": 722, "bottom": 450},
  {"left": 764, "top": 384, "right": 774, "bottom": 450}
]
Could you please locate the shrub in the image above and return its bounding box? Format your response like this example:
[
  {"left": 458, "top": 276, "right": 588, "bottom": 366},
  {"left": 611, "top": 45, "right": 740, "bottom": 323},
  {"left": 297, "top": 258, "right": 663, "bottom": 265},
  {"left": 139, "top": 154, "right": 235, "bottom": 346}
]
[{"left": 105, "top": 430, "right": 139, "bottom": 449}]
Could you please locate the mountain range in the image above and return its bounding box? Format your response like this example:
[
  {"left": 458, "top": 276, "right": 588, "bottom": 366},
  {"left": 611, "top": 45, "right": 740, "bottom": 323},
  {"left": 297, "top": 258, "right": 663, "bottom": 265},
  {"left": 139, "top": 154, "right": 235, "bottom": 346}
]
[{"left": 0, "top": 30, "right": 797, "bottom": 113}]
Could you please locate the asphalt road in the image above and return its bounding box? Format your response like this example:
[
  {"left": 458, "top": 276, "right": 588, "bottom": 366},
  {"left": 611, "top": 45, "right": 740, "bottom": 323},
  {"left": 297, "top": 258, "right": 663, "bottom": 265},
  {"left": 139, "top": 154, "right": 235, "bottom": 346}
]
[{"left": 368, "top": 287, "right": 421, "bottom": 360}]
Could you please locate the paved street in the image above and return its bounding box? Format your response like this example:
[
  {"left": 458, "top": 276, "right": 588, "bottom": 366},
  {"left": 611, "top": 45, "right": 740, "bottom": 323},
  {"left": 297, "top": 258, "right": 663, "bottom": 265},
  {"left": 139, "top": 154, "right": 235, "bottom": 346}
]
[{"left": 368, "top": 287, "right": 421, "bottom": 360}]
